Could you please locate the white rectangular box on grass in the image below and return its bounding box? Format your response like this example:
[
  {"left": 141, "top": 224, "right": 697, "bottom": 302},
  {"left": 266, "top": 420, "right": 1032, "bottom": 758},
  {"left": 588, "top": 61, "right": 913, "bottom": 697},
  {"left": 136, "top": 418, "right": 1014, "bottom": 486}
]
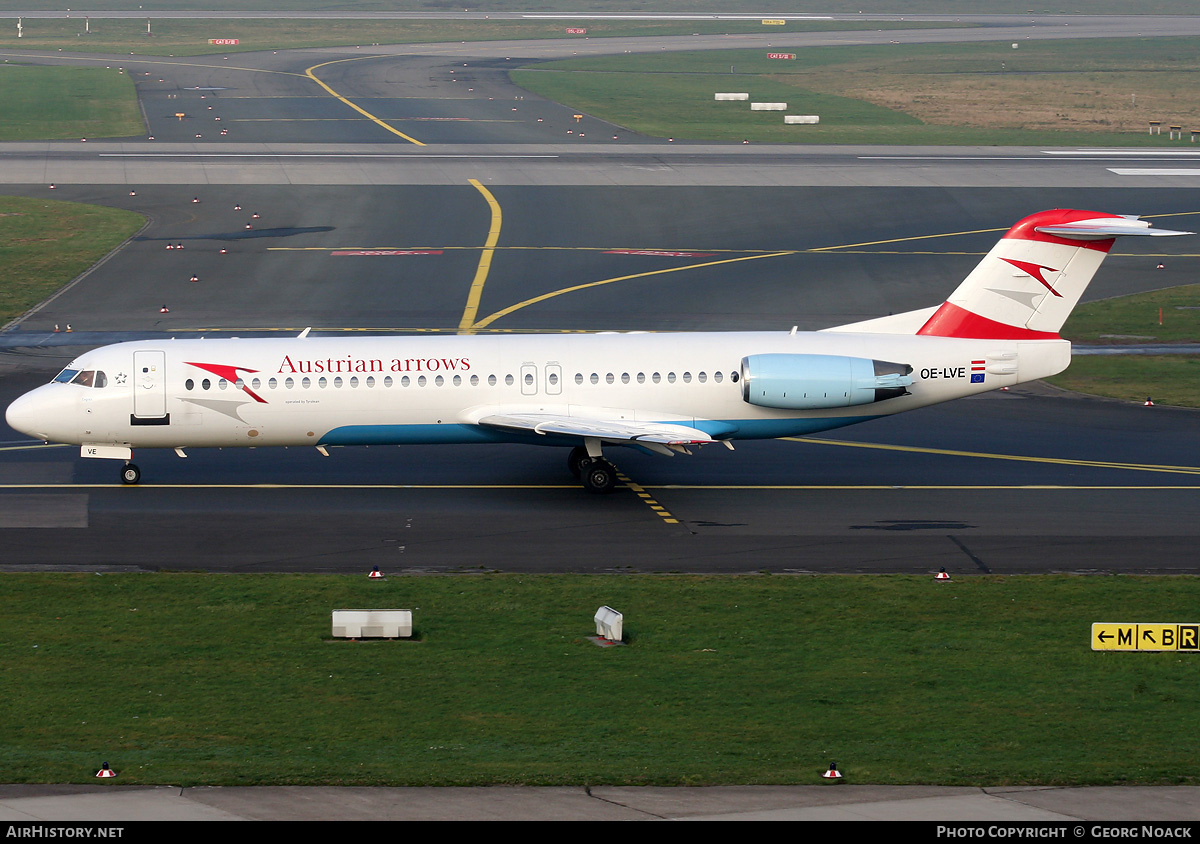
[
  {"left": 594, "top": 606, "right": 624, "bottom": 642},
  {"left": 714, "top": 93, "right": 750, "bottom": 101},
  {"left": 750, "top": 102, "right": 787, "bottom": 111},
  {"left": 784, "top": 115, "right": 820, "bottom": 124},
  {"left": 332, "top": 609, "right": 412, "bottom": 639}
]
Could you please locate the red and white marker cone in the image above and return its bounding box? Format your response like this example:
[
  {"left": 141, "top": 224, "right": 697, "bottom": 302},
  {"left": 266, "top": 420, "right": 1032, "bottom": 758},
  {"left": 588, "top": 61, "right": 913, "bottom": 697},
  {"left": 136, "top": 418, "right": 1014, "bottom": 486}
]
[
  {"left": 822, "top": 762, "right": 842, "bottom": 779},
  {"left": 368, "top": 567, "right": 383, "bottom": 579},
  {"left": 159, "top": 305, "right": 170, "bottom": 313},
  {"left": 935, "top": 568, "right": 951, "bottom": 582},
  {"left": 189, "top": 275, "right": 199, "bottom": 283},
  {"left": 96, "top": 762, "right": 116, "bottom": 778},
  {"left": 1145, "top": 397, "right": 1155, "bottom": 407}
]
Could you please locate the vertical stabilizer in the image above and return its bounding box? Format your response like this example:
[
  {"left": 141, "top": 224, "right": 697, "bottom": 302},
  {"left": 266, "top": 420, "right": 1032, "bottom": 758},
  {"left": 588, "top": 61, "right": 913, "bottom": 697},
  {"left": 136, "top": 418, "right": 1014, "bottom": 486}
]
[{"left": 916, "top": 210, "right": 1190, "bottom": 340}]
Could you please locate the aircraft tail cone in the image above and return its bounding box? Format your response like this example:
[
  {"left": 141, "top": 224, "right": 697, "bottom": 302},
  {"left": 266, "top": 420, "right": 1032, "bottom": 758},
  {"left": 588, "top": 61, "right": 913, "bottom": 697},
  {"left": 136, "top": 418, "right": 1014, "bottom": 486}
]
[
  {"left": 95, "top": 763, "right": 116, "bottom": 778},
  {"left": 822, "top": 762, "right": 842, "bottom": 780},
  {"left": 935, "top": 568, "right": 951, "bottom": 582}
]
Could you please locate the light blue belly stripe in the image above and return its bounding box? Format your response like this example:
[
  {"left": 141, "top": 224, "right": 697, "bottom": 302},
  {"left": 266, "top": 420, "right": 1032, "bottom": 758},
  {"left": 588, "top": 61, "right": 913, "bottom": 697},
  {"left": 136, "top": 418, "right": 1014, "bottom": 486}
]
[{"left": 320, "top": 416, "right": 882, "bottom": 446}]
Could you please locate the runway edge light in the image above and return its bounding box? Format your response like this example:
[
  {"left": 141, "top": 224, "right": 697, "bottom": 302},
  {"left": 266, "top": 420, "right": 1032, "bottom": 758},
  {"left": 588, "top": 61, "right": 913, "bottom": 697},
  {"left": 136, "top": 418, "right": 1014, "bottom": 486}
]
[
  {"left": 96, "top": 762, "right": 116, "bottom": 778},
  {"left": 935, "top": 568, "right": 951, "bottom": 582},
  {"left": 368, "top": 566, "right": 383, "bottom": 579},
  {"left": 822, "top": 762, "right": 842, "bottom": 780}
]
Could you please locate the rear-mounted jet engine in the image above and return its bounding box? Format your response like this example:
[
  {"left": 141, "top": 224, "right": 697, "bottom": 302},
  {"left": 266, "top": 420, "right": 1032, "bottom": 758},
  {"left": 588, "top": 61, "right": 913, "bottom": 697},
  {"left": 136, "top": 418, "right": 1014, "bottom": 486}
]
[{"left": 740, "top": 354, "right": 913, "bottom": 410}]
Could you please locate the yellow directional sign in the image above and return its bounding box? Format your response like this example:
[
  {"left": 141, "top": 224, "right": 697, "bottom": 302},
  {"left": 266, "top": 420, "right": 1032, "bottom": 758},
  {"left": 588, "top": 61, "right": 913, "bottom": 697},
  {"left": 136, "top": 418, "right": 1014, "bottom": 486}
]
[
  {"left": 1092, "top": 623, "right": 1200, "bottom": 651},
  {"left": 762, "top": 19, "right": 786, "bottom": 25}
]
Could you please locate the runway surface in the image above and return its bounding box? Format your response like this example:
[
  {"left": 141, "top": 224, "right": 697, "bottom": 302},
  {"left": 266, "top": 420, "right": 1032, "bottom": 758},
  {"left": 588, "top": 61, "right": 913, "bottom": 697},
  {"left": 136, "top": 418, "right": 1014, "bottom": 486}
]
[{"left": 0, "top": 15, "right": 1198, "bottom": 820}]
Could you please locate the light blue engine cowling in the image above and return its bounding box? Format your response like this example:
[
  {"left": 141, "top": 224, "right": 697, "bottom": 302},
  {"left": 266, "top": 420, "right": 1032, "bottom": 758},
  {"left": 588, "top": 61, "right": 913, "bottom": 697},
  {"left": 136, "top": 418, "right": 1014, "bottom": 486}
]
[{"left": 741, "top": 354, "right": 913, "bottom": 410}]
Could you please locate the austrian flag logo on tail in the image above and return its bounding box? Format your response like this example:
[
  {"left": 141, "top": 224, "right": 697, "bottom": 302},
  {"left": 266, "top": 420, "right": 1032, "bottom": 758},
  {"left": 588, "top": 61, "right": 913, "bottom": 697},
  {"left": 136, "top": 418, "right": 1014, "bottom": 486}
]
[{"left": 185, "top": 362, "right": 268, "bottom": 403}]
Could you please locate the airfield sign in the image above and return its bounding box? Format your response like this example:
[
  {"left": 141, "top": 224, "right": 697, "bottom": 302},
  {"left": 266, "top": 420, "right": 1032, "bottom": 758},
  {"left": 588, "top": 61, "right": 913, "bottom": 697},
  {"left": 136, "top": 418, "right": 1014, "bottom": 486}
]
[{"left": 1092, "top": 623, "right": 1200, "bottom": 651}]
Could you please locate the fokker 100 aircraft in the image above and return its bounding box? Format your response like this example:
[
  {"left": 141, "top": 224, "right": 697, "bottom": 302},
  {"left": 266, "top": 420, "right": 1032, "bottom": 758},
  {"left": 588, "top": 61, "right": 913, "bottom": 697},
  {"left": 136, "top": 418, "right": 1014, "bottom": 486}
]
[{"left": 5, "top": 209, "right": 1191, "bottom": 492}]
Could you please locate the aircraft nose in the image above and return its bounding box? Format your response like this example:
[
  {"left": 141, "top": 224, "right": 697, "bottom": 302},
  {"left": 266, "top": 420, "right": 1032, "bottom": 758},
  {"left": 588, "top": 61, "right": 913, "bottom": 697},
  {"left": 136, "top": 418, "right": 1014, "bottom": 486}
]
[{"left": 6, "top": 387, "right": 54, "bottom": 440}]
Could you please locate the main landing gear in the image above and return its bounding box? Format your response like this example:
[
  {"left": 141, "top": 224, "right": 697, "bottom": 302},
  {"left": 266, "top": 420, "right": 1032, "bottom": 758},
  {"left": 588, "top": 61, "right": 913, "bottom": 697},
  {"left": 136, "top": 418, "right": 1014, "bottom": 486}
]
[
  {"left": 120, "top": 462, "right": 141, "bottom": 485},
  {"left": 568, "top": 445, "right": 617, "bottom": 494}
]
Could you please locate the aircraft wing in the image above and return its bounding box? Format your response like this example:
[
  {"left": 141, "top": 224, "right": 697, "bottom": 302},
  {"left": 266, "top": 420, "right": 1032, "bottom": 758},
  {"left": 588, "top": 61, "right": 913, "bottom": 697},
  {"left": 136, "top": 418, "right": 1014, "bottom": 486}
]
[{"left": 477, "top": 412, "right": 717, "bottom": 456}]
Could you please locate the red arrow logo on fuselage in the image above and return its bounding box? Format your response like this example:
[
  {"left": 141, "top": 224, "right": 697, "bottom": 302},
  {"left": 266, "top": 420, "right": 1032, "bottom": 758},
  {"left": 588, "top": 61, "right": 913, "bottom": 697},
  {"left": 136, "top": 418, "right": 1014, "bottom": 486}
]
[{"left": 185, "top": 362, "right": 268, "bottom": 403}]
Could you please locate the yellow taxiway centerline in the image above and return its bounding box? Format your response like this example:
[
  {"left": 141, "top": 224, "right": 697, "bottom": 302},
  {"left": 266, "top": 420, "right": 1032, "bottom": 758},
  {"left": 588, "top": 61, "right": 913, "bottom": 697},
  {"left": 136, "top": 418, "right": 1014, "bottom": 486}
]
[
  {"left": 304, "top": 57, "right": 425, "bottom": 146},
  {"left": 458, "top": 179, "right": 504, "bottom": 333},
  {"left": 789, "top": 437, "right": 1200, "bottom": 476}
]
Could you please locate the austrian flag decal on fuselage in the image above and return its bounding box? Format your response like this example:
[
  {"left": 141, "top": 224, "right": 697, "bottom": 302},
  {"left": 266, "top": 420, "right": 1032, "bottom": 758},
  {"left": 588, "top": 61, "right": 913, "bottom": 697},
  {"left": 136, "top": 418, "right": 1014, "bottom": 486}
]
[
  {"left": 185, "top": 362, "right": 268, "bottom": 403},
  {"left": 971, "top": 360, "right": 985, "bottom": 384}
]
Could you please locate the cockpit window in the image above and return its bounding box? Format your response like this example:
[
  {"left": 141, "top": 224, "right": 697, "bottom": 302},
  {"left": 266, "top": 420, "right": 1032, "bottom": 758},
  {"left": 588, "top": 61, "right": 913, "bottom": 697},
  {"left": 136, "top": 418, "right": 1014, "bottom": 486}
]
[{"left": 55, "top": 369, "right": 107, "bottom": 388}]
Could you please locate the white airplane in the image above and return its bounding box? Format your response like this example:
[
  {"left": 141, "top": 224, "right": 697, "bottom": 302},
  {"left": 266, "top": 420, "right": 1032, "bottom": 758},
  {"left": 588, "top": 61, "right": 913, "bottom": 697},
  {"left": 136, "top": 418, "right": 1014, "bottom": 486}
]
[{"left": 5, "top": 209, "right": 1190, "bottom": 493}]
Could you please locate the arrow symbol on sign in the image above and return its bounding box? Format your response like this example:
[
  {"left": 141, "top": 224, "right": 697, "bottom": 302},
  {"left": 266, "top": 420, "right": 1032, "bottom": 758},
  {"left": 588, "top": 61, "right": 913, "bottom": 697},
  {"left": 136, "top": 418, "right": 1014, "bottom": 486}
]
[
  {"left": 1143, "top": 630, "right": 1157, "bottom": 643},
  {"left": 1097, "top": 631, "right": 1112, "bottom": 642}
]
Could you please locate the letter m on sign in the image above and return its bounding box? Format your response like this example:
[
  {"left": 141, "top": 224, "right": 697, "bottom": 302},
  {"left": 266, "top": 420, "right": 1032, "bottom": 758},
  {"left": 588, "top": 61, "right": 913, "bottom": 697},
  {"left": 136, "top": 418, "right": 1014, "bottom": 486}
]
[{"left": 1118, "top": 627, "right": 1134, "bottom": 647}]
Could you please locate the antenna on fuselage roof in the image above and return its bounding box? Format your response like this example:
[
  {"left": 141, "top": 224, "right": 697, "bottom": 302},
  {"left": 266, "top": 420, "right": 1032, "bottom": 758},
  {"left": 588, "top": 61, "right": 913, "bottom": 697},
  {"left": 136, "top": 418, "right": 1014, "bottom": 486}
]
[{"left": 298, "top": 327, "right": 311, "bottom": 339}]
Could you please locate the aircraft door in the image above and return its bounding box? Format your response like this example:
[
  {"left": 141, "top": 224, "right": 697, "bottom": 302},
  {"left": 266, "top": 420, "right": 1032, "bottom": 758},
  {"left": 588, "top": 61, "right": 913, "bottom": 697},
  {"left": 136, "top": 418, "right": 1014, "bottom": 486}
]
[
  {"left": 132, "top": 350, "right": 168, "bottom": 421},
  {"left": 545, "top": 364, "right": 562, "bottom": 396},
  {"left": 520, "top": 363, "right": 538, "bottom": 396}
]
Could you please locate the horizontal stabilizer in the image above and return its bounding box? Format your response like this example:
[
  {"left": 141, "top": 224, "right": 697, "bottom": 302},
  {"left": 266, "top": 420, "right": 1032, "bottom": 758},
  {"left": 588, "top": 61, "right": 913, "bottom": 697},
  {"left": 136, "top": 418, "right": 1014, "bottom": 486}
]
[{"left": 1034, "top": 216, "right": 1193, "bottom": 240}]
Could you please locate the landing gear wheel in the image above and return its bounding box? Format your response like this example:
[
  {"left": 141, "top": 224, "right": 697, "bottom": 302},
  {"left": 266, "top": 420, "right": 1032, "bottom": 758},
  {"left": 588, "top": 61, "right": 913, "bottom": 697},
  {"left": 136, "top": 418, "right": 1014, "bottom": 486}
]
[
  {"left": 581, "top": 459, "right": 617, "bottom": 494},
  {"left": 120, "top": 463, "right": 141, "bottom": 485},
  {"left": 567, "top": 446, "right": 591, "bottom": 479}
]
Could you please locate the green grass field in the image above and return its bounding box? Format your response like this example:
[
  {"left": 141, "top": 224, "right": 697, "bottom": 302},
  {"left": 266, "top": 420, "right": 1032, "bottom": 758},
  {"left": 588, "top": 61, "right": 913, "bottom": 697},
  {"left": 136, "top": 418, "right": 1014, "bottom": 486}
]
[
  {"left": 0, "top": 65, "right": 142, "bottom": 141},
  {"left": 1060, "top": 282, "right": 1200, "bottom": 346},
  {"left": 2, "top": 572, "right": 1198, "bottom": 786},
  {"left": 1048, "top": 355, "right": 1200, "bottom": 407},
  {"left": 0, "top": 196, "right": 145, "bottom": 324},
  {"left": 511, "top": 38, "right": 1200, "bottom": 145},
  {"left": 1048, "top": 282, "right": 1200, "bottom": 407}
]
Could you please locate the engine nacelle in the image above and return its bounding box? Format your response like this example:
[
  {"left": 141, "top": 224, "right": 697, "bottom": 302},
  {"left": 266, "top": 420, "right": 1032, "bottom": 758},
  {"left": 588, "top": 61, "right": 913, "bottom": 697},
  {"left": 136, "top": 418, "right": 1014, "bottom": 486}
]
[{"left": 741, "top": 354, "right": 913, "bottom": 410}]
